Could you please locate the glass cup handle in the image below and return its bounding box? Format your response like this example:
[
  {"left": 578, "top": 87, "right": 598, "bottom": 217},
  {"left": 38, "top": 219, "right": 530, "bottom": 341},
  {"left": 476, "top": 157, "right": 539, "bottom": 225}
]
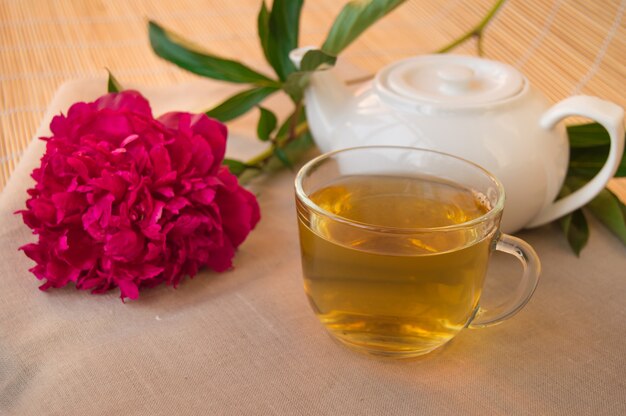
[{"left": 469, "top": 233, "right": 541, "bottom": 328}]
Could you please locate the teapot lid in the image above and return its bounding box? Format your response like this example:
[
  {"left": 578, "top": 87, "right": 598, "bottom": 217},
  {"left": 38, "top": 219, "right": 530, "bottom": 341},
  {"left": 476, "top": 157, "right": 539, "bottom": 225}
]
[{"left": 374, "top": 54, "right": 525, "bottom": 110}]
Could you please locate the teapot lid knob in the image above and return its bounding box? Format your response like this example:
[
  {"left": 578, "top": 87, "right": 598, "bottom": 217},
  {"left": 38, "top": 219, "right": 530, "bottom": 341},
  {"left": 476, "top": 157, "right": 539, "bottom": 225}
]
[
  {"left": 374, "top": 54, "right": 526, "bottom": 110},
  {"left": 436, "top": 65, "right": 475, "bottom": 95}
]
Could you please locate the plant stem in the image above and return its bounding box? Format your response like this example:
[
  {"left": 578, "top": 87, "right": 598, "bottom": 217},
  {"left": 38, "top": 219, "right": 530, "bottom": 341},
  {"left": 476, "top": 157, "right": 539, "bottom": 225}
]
[
  {"left": 287, "top": 102, "right": 303, "bottom": 143},
  {"left": 476, "top": 33, "right": 485, "bottom": 56},
  {"left": 436, "top": 0, "right": 507, "bottom": 54},
  {"left": 244, "top": 121, "right": 309, "bottom": 168}
]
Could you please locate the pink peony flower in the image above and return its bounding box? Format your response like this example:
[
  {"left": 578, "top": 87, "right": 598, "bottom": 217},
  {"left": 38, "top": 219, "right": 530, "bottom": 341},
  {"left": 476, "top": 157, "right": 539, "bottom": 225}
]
[{"left": 18, "top": 91, "right": 260, "bottom": 300}]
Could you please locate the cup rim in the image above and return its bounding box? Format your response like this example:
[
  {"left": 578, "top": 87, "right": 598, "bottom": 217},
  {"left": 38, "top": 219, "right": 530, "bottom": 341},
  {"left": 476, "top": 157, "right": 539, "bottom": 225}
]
[{"left": 294, "top": 145, "right": 506, "bottom": 233}]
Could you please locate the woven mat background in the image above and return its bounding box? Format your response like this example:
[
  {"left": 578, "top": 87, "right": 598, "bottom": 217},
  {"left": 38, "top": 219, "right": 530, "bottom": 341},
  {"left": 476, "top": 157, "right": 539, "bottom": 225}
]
[{"left": 1, "top": 0, "right": 625, "bottom": 195}]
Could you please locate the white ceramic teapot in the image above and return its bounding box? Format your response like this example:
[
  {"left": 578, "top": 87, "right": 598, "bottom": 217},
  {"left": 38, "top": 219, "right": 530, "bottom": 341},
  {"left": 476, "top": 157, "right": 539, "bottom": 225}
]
[{"left": 290, "top": 48, "right": 625, "bottom": 233}]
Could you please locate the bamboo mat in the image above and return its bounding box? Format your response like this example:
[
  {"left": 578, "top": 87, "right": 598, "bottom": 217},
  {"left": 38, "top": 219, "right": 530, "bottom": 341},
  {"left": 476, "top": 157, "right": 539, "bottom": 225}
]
[{"left": 1, "top": 0, "right": 625, "bottom": 196}]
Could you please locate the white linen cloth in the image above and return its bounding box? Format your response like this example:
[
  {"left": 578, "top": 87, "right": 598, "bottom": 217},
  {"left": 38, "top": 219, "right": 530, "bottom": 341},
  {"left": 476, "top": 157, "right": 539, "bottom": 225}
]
[{"left": 1, "top": 79, "right": 625, "bottom": 415}]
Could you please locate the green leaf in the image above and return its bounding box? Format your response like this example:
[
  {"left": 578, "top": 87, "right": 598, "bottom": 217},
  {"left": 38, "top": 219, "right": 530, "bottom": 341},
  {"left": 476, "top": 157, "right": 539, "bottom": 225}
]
[
  {"left": 567, "top": 123, "right": 611, "bottom": 148},
  {"left": 271, "top": 109, "right": 306, "bottom": 147},
  {"left": 558, "top": 177, "right": 590, "bottom": 255},
  {"left": 257, "top": 2, "right": 271, "bottom": 65},
  {"left": 273, "top": 147, "right": 293, "bottom": 169},
  {"left": 566, "top": 122, "right": 626, "bottom": 178},
  {"left": 256, "top": 107, "right": 277, "bottom": 141},
  {"left": 585, "top": 188, "right": 626, "bottom": 245},
  {"left": 322, "top": 0, "right": 407, "bottom": 55},
  {"left": 262, "top": 0, "right": 304, "bottom": 81},
  {"left": 266, "top": 125, "right": 314, "bottom": 172},
  {"left": 149, "top": 21, "right": 277, "bottom": 86},
  {"left": 569, "top": 146, "right": 626, "bottom": 178},
  {"left": 563, "top": 176, "right": 626, "bottom": 248},
  {"left": 300, "top": 49, "right": 337, "bottom": 71},
  {"left": 282, "top": 125, "right": 314, "bottom": 158},
  {"left": 275, "top": 111, "right": 300, "bottom": 143},
  {"left": 281, "top": 50, "right": 336, "bottom": 102},
  {"left": 106, "top": 69, "right": 122, "bottom": 93},
  {"left": 223, "top": 158, "right": 260, "bottom": 176},
  {"left": 559, "top": 208, "right": 589, "bottom": 256},
  {"left": 283, "top": 72, "right": 310, "bottom": 102},
  {"left": 205, "top": 87, "right": 279, "bottom": 122},
  {"left": 275, "top": 114, "right": 294, "bottom": 141}
]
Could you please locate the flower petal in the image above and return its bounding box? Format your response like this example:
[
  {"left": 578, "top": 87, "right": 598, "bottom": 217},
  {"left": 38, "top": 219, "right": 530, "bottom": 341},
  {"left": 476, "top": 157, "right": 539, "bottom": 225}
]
[{"left": 104, "top": 229, "right": 145, "bottom": 262}]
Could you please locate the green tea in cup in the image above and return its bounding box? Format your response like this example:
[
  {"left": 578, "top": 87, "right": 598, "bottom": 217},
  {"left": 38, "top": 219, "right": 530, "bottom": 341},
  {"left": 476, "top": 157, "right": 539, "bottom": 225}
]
[{"left": 295, "top": 146, "right": 540, "bottom": 358}]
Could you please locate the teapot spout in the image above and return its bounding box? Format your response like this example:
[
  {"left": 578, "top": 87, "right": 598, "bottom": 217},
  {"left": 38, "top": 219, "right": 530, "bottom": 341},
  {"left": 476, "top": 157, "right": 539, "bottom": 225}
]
[{"left": 289, "top": 46, "right": 352, "bottom": 153}]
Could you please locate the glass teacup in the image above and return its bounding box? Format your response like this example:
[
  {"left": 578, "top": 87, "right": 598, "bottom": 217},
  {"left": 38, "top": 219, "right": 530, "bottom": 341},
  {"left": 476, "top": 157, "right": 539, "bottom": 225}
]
[{"left": 295, "top": 146, "right": 540, "bottom": 358}]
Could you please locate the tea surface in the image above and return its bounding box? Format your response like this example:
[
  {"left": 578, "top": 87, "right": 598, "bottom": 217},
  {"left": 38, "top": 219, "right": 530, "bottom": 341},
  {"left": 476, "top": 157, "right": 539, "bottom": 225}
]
[{"left": 297, "top": 174, "right": 494, "bottom": 357}]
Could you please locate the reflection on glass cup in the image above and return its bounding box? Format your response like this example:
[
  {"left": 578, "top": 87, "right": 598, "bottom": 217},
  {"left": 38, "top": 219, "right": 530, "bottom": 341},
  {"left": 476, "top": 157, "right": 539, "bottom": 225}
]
[{"left": 295, "top": 146, "right": 541, "bottom": 358}]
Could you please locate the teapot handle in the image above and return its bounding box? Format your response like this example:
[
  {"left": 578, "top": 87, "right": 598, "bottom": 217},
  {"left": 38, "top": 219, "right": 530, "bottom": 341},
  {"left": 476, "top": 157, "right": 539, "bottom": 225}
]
[{"left": 526, "top": 95, "right": 624, "bottom": 228}]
